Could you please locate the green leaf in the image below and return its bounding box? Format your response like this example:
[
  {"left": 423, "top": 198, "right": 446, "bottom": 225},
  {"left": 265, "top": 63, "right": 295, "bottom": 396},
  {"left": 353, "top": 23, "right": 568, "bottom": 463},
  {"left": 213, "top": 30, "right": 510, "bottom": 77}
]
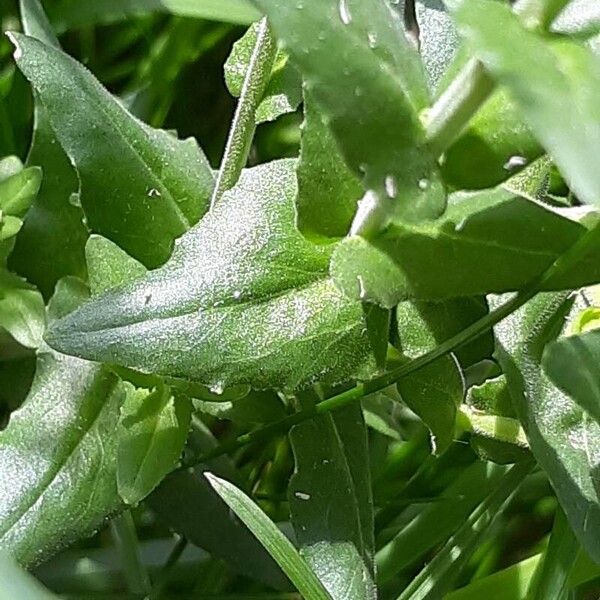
[
  {"left": 117, "top": 384, "right": 191, "bottom": 505},
  {"left": 193, "top": 390, "right": 286, "bottom": 425},
  {"left": 295, "top": 90, "right": 363, "bottom": 241},
  {"left": 46, "top": 160, "right": 381, "bottom": 392},
  {"left": 0, "top": 279, "right": 124, "bottom": 565},
  {"left": 542, "top": 327, "right": 600, "bottom": 424},
  {"left": 554, "top": 0, "right": 600, "bottom": 37},
  {"left": 10, "top": 0, "right": 88, "bottom": 300},
  {"left": 331, "top": 187, "right": 600, "bottom": 308},
  {"left": 225, "top": 21, "right": 302, "bottom": 124},
  {"left": 0, "top": 269, "right": 45, "bottom": 349},
  {"left": 85, "top": 235, "right": 147, "bottom": 297},
  {"left": 288, "top": 404, "right": 376, "bottom": 599},
  {"left": 0, "top": 552, "right": 57, "bottom": 599},
  {"left": 205, "top": 472, "right": 332, "bottom": 600},
  {"left": 48, "top": 0, "right": 261, "bottom": 30},
  {"left": 252, "top": 0, "right": 446, "bottom": 228},
  {"left": 10, "top": 33, "right": 214, "bottom": 269},
  {"left": 0, "top": 166, "right": 41, "bottom": 219},
  {"left": 495, "top": 293, "right": 600, "bottom": 562},
  {"left": 451, "top": 0, "right": 600, "bottom": 208}
]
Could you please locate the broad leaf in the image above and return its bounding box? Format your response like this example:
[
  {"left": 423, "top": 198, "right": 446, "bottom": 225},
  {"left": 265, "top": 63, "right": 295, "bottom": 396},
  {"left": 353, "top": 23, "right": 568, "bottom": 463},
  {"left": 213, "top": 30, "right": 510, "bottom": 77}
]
[
  {"left": 10, "top": 0, "right": 88, "bottom": 300},
  {"left": 0, "top": 270, "right": 45, "bottom": 349},
  {"left": 11, "top": 33, "right": 214, "bottom": 269},
  {"left": 295, "top": 90, "right": 363, "bottom": 241},
  {"left": 451, "top": 0, "right": 600, "bottom": 208},
  {"left": 331, "top": 187, "right": 600, "bottom": 308},
  {"left": 46, "top": 160, "right": 382, "bottom": 392},
  {"left": 48, "top": 0, "right": 261, "bottom": 30},
  {"left": 225, "top": 21, "right": 302, "bottom": 124},
  {"left": 117, "top": 384, "right": 191, "bottom": 505},
  {"left": 252, "top": 0, "right": 446, "bottom": 228},
  {"left": 205, "top": 473, "right": 332, "bottom": 600},
  {"left": 495, "top": 293, "right": 600, "bottom": 562},
  {"left": 0, "top": 279, "right": 125, "bottom": 565},
  {"left": 542, "top": 327, "right": 600, "bottom": 424},
  {"left": 288, "top": 404, "right": 376, "bottom": 599}
]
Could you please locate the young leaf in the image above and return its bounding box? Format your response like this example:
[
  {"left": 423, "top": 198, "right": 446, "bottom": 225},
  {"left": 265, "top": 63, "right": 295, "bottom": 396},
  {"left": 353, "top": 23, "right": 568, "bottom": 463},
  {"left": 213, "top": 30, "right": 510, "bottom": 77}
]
[
  {"left": 10, "top": 33, "right": 214, "bottom": 269},
  {"left": 225, "top": 21, "right": 302, "bottom": 124},
  {"left": 451, "top": 0, "right": 600, "bottom": 208},
  {"left": 295, "top": 90, "right": 363, "bottom": 241},
  {"left": 46, "top": 160, "right": 382, "bottom": 392},
  {"left": 10, "top": 0, "right": 89, "bottom": 299},
  {"left": 0, "top": 279, "right": 124, "bottom": 565},
  {"left": 495, "top": 293, "right": 600, "bottom": 562},
  {"left": 288, "top": 404, "right": 376, "bottom": 599},
  {"left": 0, "top": 166, "right": 41, "bottom": 219},
  {"left": 117, "top": 385, "right": 191, "bottom": 505},
  {"left": 0, "top": 270, "right": 45, "bottom": 349},
  {"left": 205, "top": 472, "right": 332, "bottom": 600},
  {"left": 252, "top": 0, "right": 446, "bottom": 228},
  {"left": 331, "top": 187, "right": 600, "bottom": 308},
  {"left": 48, "top": 0, "right": 261, "bottom": 30}
]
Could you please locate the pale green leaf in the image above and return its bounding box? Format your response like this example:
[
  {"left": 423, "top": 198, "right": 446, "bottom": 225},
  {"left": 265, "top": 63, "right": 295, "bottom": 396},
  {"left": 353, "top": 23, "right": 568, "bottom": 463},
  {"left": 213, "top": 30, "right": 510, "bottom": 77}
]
[{"left": 0, "top": 552, "right": 57, "bottom": 599}]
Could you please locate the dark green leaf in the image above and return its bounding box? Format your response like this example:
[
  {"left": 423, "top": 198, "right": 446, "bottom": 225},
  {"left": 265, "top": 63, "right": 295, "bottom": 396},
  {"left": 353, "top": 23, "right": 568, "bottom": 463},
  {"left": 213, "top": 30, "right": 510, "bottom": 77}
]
[
  {"left": 117, "top": 384, "right": 191, "bottom": 505},
  {"left": 252, "top": 0, "right": 446, "bottom": 228},
  {"left": 225, "top": 21, "right": 302, "bottom": 124},
  {"left": 10, "top": 33, "right": 214, "bottom": 268},
  {"left": 47, "top": 160, "right": 381, "bottom": 392},
  {"left": 0, "top": 279, "right": 124, "bottom": 565},
  {"left": 451, "top": 0, "right": 600, "bottom": 207},
  {"left": 542, "top": 327, "right": 600, "bottom": 424},
  {"left": 289, "top": 404, "right": 376, "bottom": 599},
  {"left": 205, "top": 472, "right": 332, "bottom": 600},
  {"left": 331, "top": 187, "right": 600, "bottom": 308},
  {"left": 48, "top": 0, "right": 261, "bottom": 30},
  {"left": 295, "top": 90, "right": 362, "bottom": 241},
  {"left": 495, "top": 293, "right": 600, "bottom": 562}
]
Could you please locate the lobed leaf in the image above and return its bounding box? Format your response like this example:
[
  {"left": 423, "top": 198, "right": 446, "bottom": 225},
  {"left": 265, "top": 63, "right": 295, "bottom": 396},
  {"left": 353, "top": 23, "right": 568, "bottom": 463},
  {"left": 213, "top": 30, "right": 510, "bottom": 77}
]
[{"left": 46, "top": 160, "right": 382, "bottom": 392}]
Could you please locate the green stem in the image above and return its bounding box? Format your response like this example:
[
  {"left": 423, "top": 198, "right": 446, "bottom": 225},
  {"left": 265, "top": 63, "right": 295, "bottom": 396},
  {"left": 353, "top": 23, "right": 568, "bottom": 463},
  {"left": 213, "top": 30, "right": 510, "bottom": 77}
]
[
  {"left": 148, "top": 536, "right": 188, "bottom": 600},
  {"left": 425, "top": 58, "right": 495, "bottom": 157},
  {"left": 110, "top": 511, "right": 151, "bottom": 596},
  {"left": 211, "top": 17, "right": 277, "bottom": 207},
  {"left": 397, "top": 459, "right": 535, "bottom": 600}
]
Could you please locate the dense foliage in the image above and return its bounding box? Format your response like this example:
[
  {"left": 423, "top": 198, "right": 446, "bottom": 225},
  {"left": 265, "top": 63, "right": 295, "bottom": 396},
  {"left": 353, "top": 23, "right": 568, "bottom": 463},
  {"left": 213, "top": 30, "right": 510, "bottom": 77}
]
[{"left": 0, "top": 0, "right": 599, "bottom": 598}]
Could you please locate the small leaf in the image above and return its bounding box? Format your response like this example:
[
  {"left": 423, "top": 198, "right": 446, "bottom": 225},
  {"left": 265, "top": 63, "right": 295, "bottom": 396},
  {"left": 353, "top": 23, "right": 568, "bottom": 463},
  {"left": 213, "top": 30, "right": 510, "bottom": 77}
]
[
  {"left": 0, "top": 166, "right": 41, "bottom": 219},
  {"left": 331, "top": 187, "right": 600, "bottom": 308},
  {"left": 46, "top": 160, "right": 381, "bottom": 392},
  {"left": 117, "top": 384, "right": 191, "bottom": 505},
  {"left": 451, "top": 0, "right": 600, "bottom": 208},
  {"left": 0, "top": 269, "right": 45, "bottom": 349},
  {"left": 48, "top": 0, "right": 261, "bottom": 30},
  {"left": 252, "top": 0, "right": 446, "bottom": 228},
  {"left": 11, "top": 33, "right": 214, "bottom": 269},
  {"left": 288, "top": 404, "right": 376, "bottom": 599},
  {"left": 542, "top": 327, "right": 600, "bottom": 424},
  {"left": 205, "top": 472, "right": 332, "bottom": 600},
  {"left": 225, "top": 22, "right": 302, "bottom": 124},
  {"left": 495, "top": 293, "right": 600, "bottom": 562}
]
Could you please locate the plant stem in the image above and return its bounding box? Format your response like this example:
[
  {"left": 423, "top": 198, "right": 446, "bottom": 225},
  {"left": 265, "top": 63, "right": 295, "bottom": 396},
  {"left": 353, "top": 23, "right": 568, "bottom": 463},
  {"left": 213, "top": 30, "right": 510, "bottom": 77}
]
[
  {"left": 425, "top": 58, "right": 495, "bottom": 157},
  {"left": 110, "top": 511, "right": 151, "bottom": 596},
  {"left": 148, "top": 536, "right": 188, "bottom": 600},
  {"left": 183, "top": 221, "right": 600, "bottom": 469},
  {"left": 211, "top": 18, "right": 277, "bottom": 207}
]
